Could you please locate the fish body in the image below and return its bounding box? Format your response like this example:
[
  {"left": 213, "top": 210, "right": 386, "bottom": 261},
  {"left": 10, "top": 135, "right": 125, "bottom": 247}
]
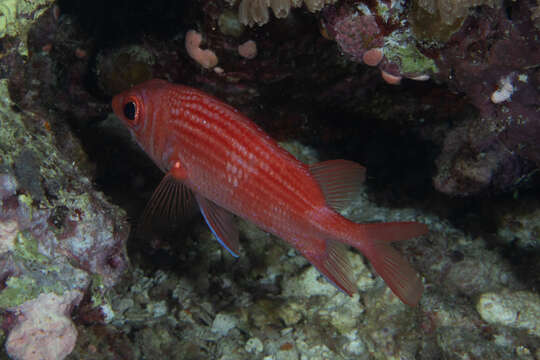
[{"left": 112, "top": 79, "right": 428, "bottom": 306}]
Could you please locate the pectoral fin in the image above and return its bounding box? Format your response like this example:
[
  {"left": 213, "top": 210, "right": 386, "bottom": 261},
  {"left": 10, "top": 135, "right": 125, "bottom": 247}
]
[
  {"left": 140, "top": 173, "right": 195, "bottom": 231},
  {"left": 195, "top": 194, "right": 240, "bottom": 257}
]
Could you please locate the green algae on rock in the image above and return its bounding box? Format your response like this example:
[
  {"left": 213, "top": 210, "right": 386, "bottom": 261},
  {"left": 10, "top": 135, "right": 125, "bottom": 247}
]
[
  {"left": 0, "top": 61, "right": 128, "bottom": 357},
  {"left": 383, "top": 29, "right": 438, "bottom": 76},
  {"left": 0, "top": 0, "right": 55, "bottom": 57},
  {"left": 0, "top": 231, "right": 89, "bottom": 309},
  {"left": 219, "top": 9, "right": 245, "bottom": 37}
]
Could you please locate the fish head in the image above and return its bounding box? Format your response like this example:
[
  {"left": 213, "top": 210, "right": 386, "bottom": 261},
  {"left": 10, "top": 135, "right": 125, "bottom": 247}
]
[
  {"left": 112, "top": 79, "right": 170, "bottom": 165},
  {"left": 112, "top": 78, "right": 169, "bottom": 133}
]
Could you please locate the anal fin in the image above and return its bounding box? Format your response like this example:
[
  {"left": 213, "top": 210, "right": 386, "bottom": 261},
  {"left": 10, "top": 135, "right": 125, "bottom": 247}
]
[
  {"left": 299, "top": 240, "right": 356, "bottom": 296},
  {"left": 195, "top": 194, "right": 240, "bottom": 257}
]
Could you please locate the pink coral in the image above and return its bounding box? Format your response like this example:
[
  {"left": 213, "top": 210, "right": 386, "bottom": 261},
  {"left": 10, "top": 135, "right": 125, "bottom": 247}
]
[
  {"left": 238, "top": 40, "right": 258, "bottom": 59},
  {"left": 6, "top": 291, "right": 83, "bottom": 360},
  {"left": 333, "top": 14, "right": 384, "bottom": 63},
  {"left": 381, "top": 69, "right": 402, "bottom": 85},
  {"left": 362, "top": 48, "right": 383, "bottom": 67},
  {"left": 185, "top": 30, "right": 218, "bottom": 69},
  {"left": 323, "top": 5, "right": 435, "bottom": 85}
]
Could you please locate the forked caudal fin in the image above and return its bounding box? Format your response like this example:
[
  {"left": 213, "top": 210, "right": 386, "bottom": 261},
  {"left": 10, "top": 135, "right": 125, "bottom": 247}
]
[
  {"left": 296, "top": 222, "right": 427, "bottom": 306},
  {"left": 354, "top": 221, "right": 428, "bottom": 306}
]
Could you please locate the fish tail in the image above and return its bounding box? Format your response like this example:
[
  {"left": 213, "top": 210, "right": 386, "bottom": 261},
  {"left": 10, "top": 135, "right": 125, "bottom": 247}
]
[
  {"left": 306, "top": 158, "right": 426, "bottom": 304},
  {"left": 297, "top": 220, "right": 426, "bottom": 305},
  {"left": 348, "top": 221, "right": 427, "bottom": 306}
]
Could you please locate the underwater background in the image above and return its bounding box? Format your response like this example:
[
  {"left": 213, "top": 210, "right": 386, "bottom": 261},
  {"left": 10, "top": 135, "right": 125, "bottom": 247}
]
[{"left": 0, "top": 0, "right": 539, "bottom": 358}]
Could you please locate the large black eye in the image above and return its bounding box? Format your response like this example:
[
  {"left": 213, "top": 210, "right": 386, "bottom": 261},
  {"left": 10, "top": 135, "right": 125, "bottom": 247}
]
[{"left": 124, "top": 102, "right": 137, "bottom": 121}]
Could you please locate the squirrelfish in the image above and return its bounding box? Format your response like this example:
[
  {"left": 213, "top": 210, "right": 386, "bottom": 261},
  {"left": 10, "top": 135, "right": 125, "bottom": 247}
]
[{"left": 112, "top": 79, "right": 428, "bottom": 306}]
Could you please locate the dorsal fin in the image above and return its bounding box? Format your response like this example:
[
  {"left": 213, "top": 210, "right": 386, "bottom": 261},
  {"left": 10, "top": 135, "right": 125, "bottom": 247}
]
[
  {"left": 139, "top": 173, "right": 195, "bottom": 232},
  {"left": 195, "top": 194, "right": 240, "bottom": 257},
  {"left": 309, "top": 160, "right": 366, "bottom": 212}
]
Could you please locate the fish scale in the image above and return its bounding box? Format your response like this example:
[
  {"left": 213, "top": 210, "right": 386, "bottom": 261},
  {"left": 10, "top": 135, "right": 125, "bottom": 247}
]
[
  {"left": 175, "top": 96, "right": 317, "bottom": 224},
  {"left": 112, "top": 79, "right": 429, "bottom": 306}
]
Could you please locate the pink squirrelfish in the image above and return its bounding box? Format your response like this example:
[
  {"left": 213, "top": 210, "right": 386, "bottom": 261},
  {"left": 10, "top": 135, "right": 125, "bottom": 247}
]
[{"left": 112, "top": 79, "right": 428, "bottom": 306}]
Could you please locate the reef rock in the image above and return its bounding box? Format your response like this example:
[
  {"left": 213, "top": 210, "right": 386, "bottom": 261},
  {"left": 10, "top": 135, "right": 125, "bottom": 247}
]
[
  {"left": 5, "top": 291, "right": 83, "bottom": 360},
  {"left": 0, "top": 2, "right": 129, "bottom": 356}
]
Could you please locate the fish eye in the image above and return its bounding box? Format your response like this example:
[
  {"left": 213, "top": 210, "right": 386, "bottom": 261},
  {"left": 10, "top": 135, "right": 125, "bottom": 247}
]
[{"left": 124, "top": 101, "right": 137, "bottom": 121}]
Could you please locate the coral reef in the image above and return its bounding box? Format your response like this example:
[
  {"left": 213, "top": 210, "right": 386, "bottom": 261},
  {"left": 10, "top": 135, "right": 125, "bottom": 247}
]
[
  {"left": 321, "top": 1, "right": 438, "bottom": 85},
  {"left": 0, "top": 3, "right": 129, "bottom": 358},
  {"left": 0, "top": 0, "right": 55, "bottom": 50},
  {"left": 59, "top": 143, "right": 540, "bottom": 359},
  {"left": 414, "top": 0, "right": 501, "bottom": 26},
  {"left": 0, "top": 0, "right": 539, "bottom": 359},
  {"left": 319, "top": 1, "right": 539, "bottom": 195},
  {"left": 0, "top": 71, "right": 128, "bottom": 357},
  {"left": 0, "top": 76, "right": 128, "bottom": 284},
  {"left": 431, "top": 3, "right": 540, "bottom": 195},
  {"left": 234, "top": 0, "right": 338, "bottom": 27}
]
